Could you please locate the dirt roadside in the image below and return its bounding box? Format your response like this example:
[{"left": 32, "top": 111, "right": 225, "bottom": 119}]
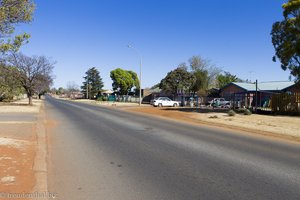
[
  {"left": 0, "top": 99, "right": 49, "bottom": 200},
  {"left": 124, "top": 106, "right": 300, "bottom": 143}
]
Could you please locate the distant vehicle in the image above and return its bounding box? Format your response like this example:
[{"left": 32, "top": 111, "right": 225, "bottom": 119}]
[
  {"left": 151, "top": 97, "right": 180, "bottom": 107},
  {"left": 208, "top": 98, "right": 230, "bottom": 107}
]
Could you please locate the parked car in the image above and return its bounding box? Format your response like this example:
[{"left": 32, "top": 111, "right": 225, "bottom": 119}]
[
  {"left": 150, "top": 97, "right": 180, "bottom": 107},
  {"left": 208, "top": 98, "right": 230, "bottom": 107}
]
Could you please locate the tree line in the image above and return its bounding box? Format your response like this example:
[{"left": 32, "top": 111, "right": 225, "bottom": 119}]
[
  {"left": 0, "top": 0, "right": 55, "bottom": 105},
  {"left": 57, "top": 55, "right": 239, "bottom": 101},
  {"left": 158, "top": 55, "right": 241, "bottom": 97},
  {"left": 77, "top": 67, "right": 139, "bottom": 99}
]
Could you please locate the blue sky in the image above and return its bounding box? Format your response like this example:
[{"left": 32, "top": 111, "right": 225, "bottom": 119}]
[{"left": 17, "top": 0, "right": 290, "bottom": 89}]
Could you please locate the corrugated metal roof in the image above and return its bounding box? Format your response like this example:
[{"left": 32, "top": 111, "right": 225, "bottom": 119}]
[
  {"left": 258, "top": 81, "right": 295, "bottom": 91},
  {"left": 231, "top": 81, "right": 295, "bottom": 91},
  {"left": 232, "top": 82, "right": 256, "bottom": 91}
]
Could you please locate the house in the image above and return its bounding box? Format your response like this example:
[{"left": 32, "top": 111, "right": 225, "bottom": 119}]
[
  {"left": 142, "top": 88, "right": 163, "bottom": 103},
  {"left": 220, "top": 81, "right": 300, "bottom": 108}
]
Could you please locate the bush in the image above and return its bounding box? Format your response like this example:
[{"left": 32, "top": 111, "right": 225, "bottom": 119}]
[
  {"left": 236, "top": 108, "right": 246, "bottom": 113},
  {"left": 244, "top": 109, "right": 252, "bottom": 115},
  {"left": 228, "top": 110, "right": 236, "bottom": 116},
  {"left": 96, "top": 96, "right": 108, "bottom": 101}
]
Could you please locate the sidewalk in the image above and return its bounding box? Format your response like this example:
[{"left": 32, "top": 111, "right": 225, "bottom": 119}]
[{"left": 0, "top": 99, "right": 48, "bottom": 200}]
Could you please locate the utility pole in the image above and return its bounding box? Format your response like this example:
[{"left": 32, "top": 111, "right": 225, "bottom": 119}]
[
  {"left": 127, "top": 44, "right": 142, "bottom": 106},
  {"left": 255, "top": 80, "right": 258, "bottom": 113}
]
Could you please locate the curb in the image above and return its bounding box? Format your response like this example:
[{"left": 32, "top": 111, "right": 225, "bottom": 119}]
[{"left": 33, "top": 103, "right": 49, "bottom": 199}]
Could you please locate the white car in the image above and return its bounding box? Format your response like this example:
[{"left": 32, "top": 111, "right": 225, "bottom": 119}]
[{"left": 151, "top": 97, "right": 180, "bottom": 107}]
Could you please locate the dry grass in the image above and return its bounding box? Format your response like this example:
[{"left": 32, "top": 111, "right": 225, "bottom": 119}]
[{"left": 0, "top": 99, "right": 42, "bottom": 113}]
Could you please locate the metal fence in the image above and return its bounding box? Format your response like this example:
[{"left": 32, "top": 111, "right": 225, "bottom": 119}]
[{"left": 271, "top": 92, "right": 300, "bottom": 114}]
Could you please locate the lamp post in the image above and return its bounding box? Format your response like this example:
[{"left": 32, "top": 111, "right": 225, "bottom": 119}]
[
  {"left": 127, "top": 44, "right": 142, "bottom": 106},
  {"left": 86, "top": 82, "right": 89, "bottom": 99}
]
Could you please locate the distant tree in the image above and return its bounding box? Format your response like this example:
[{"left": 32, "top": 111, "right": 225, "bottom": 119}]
[
  {"left": 271, "top": 0, "right": 300, "bottom": 82},
  {"left": 0, "top": 64, "right": 23, "bottom": 101},
  {"left": 50, "top": 87, "right": 57, "bottom": 95},
  {"left": 127, "top": 70, "right": 140, "bottom": 89},
  {"left": 81, "top": 67, "right": 103, "bottom": 99},
  {"left": 159, "top": 67, "right": 195, "bottom": 96},
  {"left": 216, "top": 72, "right": 241, "bottom": 88},
  {"left": 57, "top": 87, "right": 65, "bottom": 95},
  {"left": 150, "top": 83, "right": 160, "bottom": 90},
  {"left": 7, "top": 53, "right": 55, "bottom": 105},
  {"left": 187, "top": 56, "right": 221, "bottom": 95},
  {"left": 0, "top": 0, "right": 35, "bottom": 54},
  {"left": 67, "top": 81, "right": 79, "bottom": 92},
  {"left": 110, "top": 68, "right": 139, "bottom": 95},
  {"left": 189, "top": 56, "right": 221, "bottom": 87},
  {"left": 35, "top": 73, "right": 53, "bottom": 99},
  {"left": 190, "top": 69, "right": 209, "bottom": 95},
  {"left": 66, "top": 81, "right": 79, "bottom": 98}
]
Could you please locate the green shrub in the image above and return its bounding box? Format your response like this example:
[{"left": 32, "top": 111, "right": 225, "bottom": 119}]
[
  {"left": 228, "top": 110, "right": 236, "bottom": 116},
  {"left": 96, "top": 96, "right": 108, "bottom": 101}
]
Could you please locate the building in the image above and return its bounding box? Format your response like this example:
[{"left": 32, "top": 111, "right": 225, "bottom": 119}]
[{"left": 220, "top": 81, "right": 300, "bottom": 108}]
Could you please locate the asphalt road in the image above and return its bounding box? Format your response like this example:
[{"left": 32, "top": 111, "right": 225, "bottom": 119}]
[{"left": 45, "top": 96, "right": 300, "bottom": 200}]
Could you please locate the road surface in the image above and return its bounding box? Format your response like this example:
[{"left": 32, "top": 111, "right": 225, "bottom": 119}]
[{"left": 45, "top": 97, "right": 300, "bottom": 200}]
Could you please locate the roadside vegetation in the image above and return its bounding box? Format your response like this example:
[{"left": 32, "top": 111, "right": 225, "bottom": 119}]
[
  {"left": 0, "top": 0, "right": 55, "bottom": 105},
  {"left": 271, "top": 0, "right": 300, "bottom": 82},
  {"left": 81, "top": 67, "right": 104, "bottom": 99}
]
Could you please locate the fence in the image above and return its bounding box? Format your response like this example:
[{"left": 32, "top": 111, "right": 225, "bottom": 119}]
[
  {"left": 108, "top": 95, "right": 140, "bottom": 103},
  {"left": 271, "top": 92, "right": 300, "bottom": 114}
]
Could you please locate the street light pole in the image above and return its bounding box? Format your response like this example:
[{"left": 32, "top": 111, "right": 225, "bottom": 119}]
[
  {"left": 127, "top": 44, "right": 142, "bottom": 106},
  {"left": 86, "top": 82, "right": 89, "bottom": 99}
]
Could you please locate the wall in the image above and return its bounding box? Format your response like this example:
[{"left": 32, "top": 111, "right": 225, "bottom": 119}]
[{"left": 220, "top": 84, "right": 246, "bottom": 99}]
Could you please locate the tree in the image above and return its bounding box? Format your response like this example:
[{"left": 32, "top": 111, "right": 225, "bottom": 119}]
[
  {"left": 216, "top": 72, "right": 241, "bottom": 88},
  {"left": 35, "top": 73, "right": 53, "bottom": 99},
  {"left": 188, "top": 56, "right": 221, "bottom": 95},
  {"left": 50, "top": 87, "right": 57, "bottom": 95},
  {"left": 271, "top": 0, "right": 300, "bottom": 82},
  {"left": 81, "top": 67, "right": 103, "bottom": 99},
  {"left": 189, "top": 56, "right": 221, "bottom": 87},
  {"left": 56, "top": 87, "right": 65, "bottom": 95},
  {"left": 110, "top": 68, "right": 139, "bottom": 95},
  {"left": 0, "top": 0, "right": 35, "bottom": 54},
  {"left": 159, "top": 67, "right": 195, "bottom": 96},
  {"left": 150, "top": 83, "right": 160, "bottom": 89},
  {"left": 66, "top": 81, "right": 79, "bottom": 98},
  {"left": 0, "top": 64, "right": 23, "bottom": 101},
  {"left": 7, "top": 53, "right": 55, "bottom": 105},
  {"left": 190, "top": 69, "right": 209, "bottom": 95}
]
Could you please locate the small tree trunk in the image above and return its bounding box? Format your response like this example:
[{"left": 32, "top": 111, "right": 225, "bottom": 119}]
[{"left": 28, "top": 95, "right": 33, "bottom": 105}]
